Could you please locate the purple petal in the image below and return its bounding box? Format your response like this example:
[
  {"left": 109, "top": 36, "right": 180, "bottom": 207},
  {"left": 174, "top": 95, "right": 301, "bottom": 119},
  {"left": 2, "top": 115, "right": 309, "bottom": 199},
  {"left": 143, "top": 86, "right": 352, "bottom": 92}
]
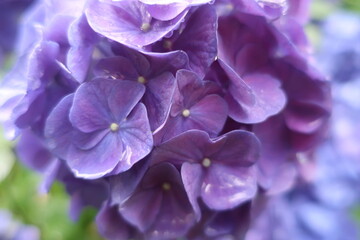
[
  {"left": 114, "top": 103, "right": 153, "bottom": 173},
  {"left": 201, "top": 164, "right": 257, "bottom": 210},
  {"left": 211, "top": 130, "right": 261, "bottom": 166},
  {"left": 151, "top": 130, "right": 211, "bottom": 166},
  {"left": 96, "top": 203, "right": 136, "bottom": 240},
  {"left": 110, "top": 159, "right": 149, "bottom": 206},
  {"left": 222, "top": 61, "right": 286, "bottom": 123},
  {"left": 44, "top": 94, "right": 74, "bottom": 158},
  {"left": 187, "top": 94, "right": 228, "bottom": 136},
  {"left": 172, "top": 5, "right": 217, "bottom": 78},
  {"left": 145, "top": 72, "right": 176, "bottom": 131},
  {"left": 16, "top": 129, "right": 55, "bottom": 173},
  {"left": 86, "top": 0, "right": 188, "bottom": 48},
  {"left": 148, "top": 184, "right": 196, "bottom": 240},
  {"left": 181, "top": 162, "right": 204, "bottom": 221},
  {"left": 66, "top": 133, "right": 122, "bottom": 179},
  {"left": 69, "top": 79, "right": 145, "bottom": 133},
  {"left": 67, "top": 15, "right": 99, "bottom": 83},
  {"left": 120, "top": 188, "right": 163, "bottom": 232},
  {"left": 144, "top": 3, "right": 188, "bottom": 21},
  {"left": 94, "top": 56, "right": 139, "bottom": 80},
  {"left": 72, "top": 128, "right": 110, "bottom": 150}
]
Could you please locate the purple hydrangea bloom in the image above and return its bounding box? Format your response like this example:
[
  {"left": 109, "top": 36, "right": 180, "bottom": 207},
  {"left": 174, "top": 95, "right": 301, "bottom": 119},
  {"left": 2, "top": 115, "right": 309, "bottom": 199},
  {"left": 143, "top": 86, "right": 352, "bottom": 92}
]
[
  {"left": 152, "top": 130, "right": 260, "bottom": 216},
  {"left": 94, "top": 45, "right": 188, "bottom": 132},
  {"left": 45, "top": 79, "right": 153, "bottom": 179},
  {"left": 117, "top": 163, "right": 196, "bottom": 239},
  {"left": 154, "top": 70, "right": 228, "bottom": 144},
  {"left": 0, "top": 0, "right": 333, "bottom": 239}
]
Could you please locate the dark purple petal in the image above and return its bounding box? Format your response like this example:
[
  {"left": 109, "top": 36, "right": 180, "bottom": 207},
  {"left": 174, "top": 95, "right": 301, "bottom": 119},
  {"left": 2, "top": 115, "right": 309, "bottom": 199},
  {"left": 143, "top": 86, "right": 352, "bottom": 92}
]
[
  {"left": 120, "top": 188, "right": 163, "bottom": 232},
  {"left": 96, "top": 203, "right": 138, "bottom": 240},
  {"left": 119, "top": 163, "right": 196, "bottom": 238},
  {"left": 171, "top": 5, "right": 217, "bottom": 78},
  {"left": 181, "top": 162, "right": 204, "bottom": 220},
  {"left": 110, "top": 159, "right": 149, "bottom": 206}
]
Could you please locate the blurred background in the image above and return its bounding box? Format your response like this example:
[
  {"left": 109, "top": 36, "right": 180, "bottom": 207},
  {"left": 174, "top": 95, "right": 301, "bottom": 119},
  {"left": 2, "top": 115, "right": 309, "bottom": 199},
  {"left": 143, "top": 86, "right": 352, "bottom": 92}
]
[{"left": 0, "top": 0, "right": 360, "bottom": 239}]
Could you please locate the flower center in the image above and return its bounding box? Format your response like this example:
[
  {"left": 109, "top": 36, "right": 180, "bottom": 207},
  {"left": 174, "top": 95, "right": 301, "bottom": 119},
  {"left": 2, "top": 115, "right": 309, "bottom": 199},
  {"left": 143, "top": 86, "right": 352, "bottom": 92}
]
[
  {"left": 162, "top": 182, "right": 171, "bottom": 191},
  {"left": 202, "top": 158, "right": 211, "bottom": 168},
  {"left": 141, "top": 23, "right": 151, "bottom": 32},
  {"left": 163, "top": 40, "right": 172, "bottom": 50},
  {"left": 137, "top": 76, "right": 147, "bottom": 84},
  {"left": 110, "top": 123, "right": 119, "bottom": 132},
  {"left": 182, "top": 109, "right": 190, "bottom": 117}
]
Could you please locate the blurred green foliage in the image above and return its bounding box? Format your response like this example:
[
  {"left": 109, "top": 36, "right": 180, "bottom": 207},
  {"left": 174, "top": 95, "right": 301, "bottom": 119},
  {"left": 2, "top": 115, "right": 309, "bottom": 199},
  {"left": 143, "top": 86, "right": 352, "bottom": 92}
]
[
  {"left": 0, "top": 132, "right": 104, "bottom": 240},
  {"left": 342, "top": 0, "right": 360, "bottom": 12}
]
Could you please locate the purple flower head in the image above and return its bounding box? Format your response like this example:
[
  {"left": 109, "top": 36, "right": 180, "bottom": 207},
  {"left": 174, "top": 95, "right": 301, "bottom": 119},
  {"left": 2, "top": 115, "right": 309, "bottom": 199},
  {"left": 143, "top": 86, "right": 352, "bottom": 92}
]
[
  {"left": 0, "top": 0, "right": 333, "bottom": 238},
  {"left": 152, "top": 130, "right": 260, "bottom": 218},
  {"left": 154, "top": 70, "right": 228, "bottom": 144},
  {"left": 45, "top": 79, "right": 153, "bottom": 179},
  {"left": 117, "top": 163, "right": 196, "bottom": 239}
]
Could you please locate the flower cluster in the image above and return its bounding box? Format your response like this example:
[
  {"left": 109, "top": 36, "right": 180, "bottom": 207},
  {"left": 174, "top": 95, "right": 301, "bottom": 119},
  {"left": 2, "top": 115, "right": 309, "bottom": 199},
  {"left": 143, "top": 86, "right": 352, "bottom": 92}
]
[{"left": 0, "top": 0, "right": 331, "bottom": 239}]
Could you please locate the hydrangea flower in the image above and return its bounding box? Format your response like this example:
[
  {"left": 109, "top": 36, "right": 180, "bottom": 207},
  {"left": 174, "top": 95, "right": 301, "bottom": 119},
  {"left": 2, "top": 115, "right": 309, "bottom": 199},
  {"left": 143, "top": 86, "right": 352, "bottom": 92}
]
[
  {"left": 152, "top": 130, "right": 260, "bottom": 215},
  {"left": 45, "top": 79, "right": 153, "bottom": 178},
  {"left": 0, "top": 0, "right": 333, "bottom": 239}
]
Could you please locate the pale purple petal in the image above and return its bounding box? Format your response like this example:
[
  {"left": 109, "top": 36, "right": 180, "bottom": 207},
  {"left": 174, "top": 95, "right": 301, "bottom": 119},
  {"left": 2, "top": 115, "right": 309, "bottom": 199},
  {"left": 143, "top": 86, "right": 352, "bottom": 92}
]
[
  {"left": 67, "top": 133, "right": 123, "bottom": 179},
  {"left": 114, "top": 103, "right": 153, "bottom": 173},
  {"left": 86, "top": 0, "right": 188, "bottom": 48},
  {"left": 201, "top": 164, "right": 257, "bottom": 210},
  {"left": 69, "top": 79, "right": 145, "bottom": 133}
]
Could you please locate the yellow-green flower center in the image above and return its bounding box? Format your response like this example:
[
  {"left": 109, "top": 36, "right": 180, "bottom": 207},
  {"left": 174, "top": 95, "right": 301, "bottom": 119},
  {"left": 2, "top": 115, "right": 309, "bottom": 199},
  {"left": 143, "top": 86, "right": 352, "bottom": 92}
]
[
  {"left": 162, "top": 182, "right": 171, "bottom": 191},
  {"left": 163, "top": 40, "right": 172, "bottom": 50},
  {"left": 137, "top": 76, "right": 147, "bottom": 84},
  {"left": 141, "top": 23, "right": 151, "bottom": 32},
  {"left": 110, "top": 123, "right": 119, "bottom": 132},
  {"left": 202, "top": 158, "right": 211, "bottom": 168},
  {"left": 182, "top": 109, "right": 190, "bottom": 117}
]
